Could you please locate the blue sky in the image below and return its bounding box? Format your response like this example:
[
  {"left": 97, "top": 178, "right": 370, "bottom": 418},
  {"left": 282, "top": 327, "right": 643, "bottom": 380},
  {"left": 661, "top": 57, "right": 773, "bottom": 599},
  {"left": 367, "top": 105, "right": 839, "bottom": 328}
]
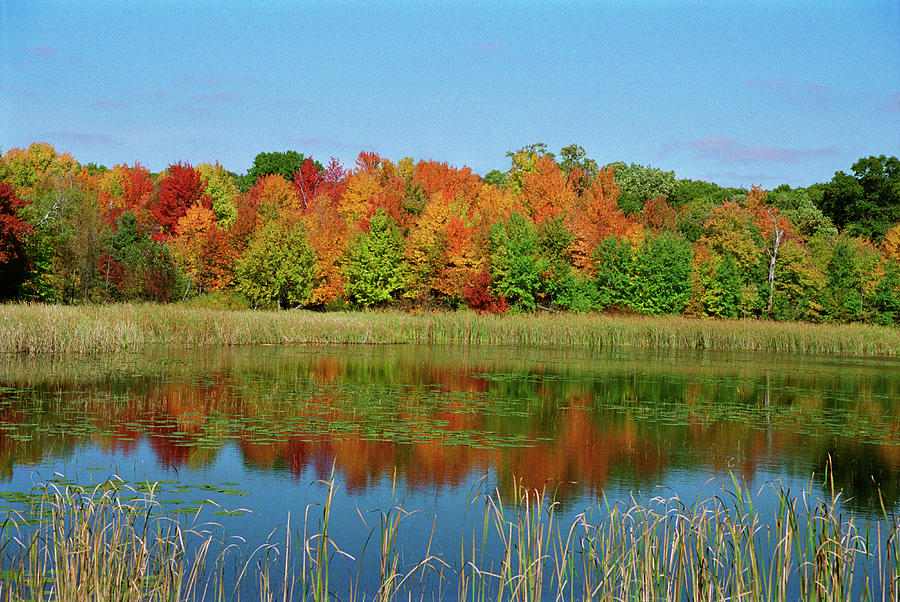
[{"left": 2, "top": 1, "right": 897, "bottom": 188}]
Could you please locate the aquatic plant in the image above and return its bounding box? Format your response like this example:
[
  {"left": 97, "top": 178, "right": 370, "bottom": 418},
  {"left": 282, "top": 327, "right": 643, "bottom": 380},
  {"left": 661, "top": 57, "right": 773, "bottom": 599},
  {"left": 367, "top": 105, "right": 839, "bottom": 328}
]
[{"left": 1, "top": 473, "right": 898, "bottom": 601}]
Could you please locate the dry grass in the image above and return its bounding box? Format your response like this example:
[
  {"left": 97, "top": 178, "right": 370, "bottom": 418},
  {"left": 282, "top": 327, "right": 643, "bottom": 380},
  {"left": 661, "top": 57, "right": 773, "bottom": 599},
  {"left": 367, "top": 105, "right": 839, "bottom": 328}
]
[{"left": 1, "top": 302, "right": 897, "bottom": 356}]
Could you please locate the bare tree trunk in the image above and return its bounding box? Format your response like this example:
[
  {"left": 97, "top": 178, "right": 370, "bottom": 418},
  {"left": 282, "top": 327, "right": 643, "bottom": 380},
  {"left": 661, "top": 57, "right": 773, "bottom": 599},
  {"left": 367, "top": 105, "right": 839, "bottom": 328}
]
[{"left": 766, "top": 209, "right": 785, "bottom": 315}]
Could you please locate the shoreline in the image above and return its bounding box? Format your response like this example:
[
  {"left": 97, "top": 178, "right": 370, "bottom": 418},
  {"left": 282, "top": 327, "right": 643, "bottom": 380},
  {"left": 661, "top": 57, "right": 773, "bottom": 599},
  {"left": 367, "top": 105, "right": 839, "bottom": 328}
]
[{"left": 2, "top": 302, "right": 897, "bottom": 356}]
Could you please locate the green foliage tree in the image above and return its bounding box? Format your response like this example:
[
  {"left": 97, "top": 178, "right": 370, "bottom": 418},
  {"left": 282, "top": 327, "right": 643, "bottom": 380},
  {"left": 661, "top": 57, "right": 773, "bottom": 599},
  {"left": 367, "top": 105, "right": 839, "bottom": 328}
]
[
  {"left": 537, "top": 216, "right": 575, "bottom": 306},
  {"left": 240, "top": 151, "right": 323, "bottom": 191},
  {"left": 197, "top": 163, "right": 240, "bottom": 228},
  {"left": 489, "top": 213, "right": 548, "bottom": 311},
  {"left": 768, "top": 185, "right": 837, "bottom": 238},
  {"left": 482, "top": 169, "right": 508, "bottom": 189},
  {"left": 236, "top": 220, "right": 317, "bottom": 309},
  {"left": 820, "top": 155, "right": 900, "bottom": 241},
  {"left": 105, "top": 212, "right": 181, "bottom": 302},
  {"left": 607, "top": 162, "right": 677, "bottom": 215},
  {"left": 631, "top": 233, "right": 694, "bottom": 314},
  {"left": 343, "top": 210, "right": 409, "bottom": 307},
  {"left": 592, "top": 237, "right": 636, "bottom": 310},
  {"left": 706, "top": 253, "right": 744, "bottom": 319},
  {"left": 824, "top": 239, "right": 862, "bottom": 322},
  {"left": 23, "top": 186, "right": 105, "bottom": 303},
  {"left": 871, "top": 260, "right": 900, "bottom": 325},
  {"left": 558, "top": 144, "right": 599, "bottom": 179}
]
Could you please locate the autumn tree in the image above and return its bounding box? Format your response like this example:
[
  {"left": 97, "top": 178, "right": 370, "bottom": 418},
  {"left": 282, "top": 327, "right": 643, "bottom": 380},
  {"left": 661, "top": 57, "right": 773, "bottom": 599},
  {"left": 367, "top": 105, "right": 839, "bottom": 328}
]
[
  {"left": 169, "top": 204, "right": 235, "bottom": 294},
  {"left": 569, "top": 167, "right": 642, "bottom": 273},
  {"left": 505, "top": 143, "right": 554, "bottom": 192},
  {"left": 300, "top": 191, "right": 350, "bottom": 306},
  {"left": 884, "top": 223, "right": 900, "bottom": 263},
  {"left": 0, "top": 183, "right": 33, "bottom": 299},
  {"left": 197, "top": 162, "right": 240, "bottom": 227},
  {"left": 339, "top": 152, "right": 404, "bottom": 228},
  {"left": 0, "top": 143, "right": 80, "bottom": 200},
  {"left": 97, "top": 163, "right": 155, "bottom": 224},
  {"left": 235, "top": 219, "right": 317, "bottom": 309},
  {"left": 152, "top": 163, "right": 210, "bottom": 239},
  {"left": 769, "top": 239, "right": 826, "bottom": 321},
  {"left": 519, "top": 155, "right": 576, "bottom": 224},
  {"left": 293, "top": 157, "right": 324, "bottom": 212},
  {"left": 343, "top": 210, "right": 409, "bottom": 307}
]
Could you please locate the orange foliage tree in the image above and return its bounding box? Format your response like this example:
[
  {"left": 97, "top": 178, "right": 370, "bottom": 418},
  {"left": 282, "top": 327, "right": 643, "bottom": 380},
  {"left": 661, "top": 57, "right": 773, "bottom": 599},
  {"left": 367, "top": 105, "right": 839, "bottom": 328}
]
[
  {"left": 569, "top": 167, "right": 642, "bottom": 273},
  {"left": 519, "top": 155, "right": 576, "bottom": 224},
  {"left": 170, "top": 204, "right": 235, "bottom": 293}
]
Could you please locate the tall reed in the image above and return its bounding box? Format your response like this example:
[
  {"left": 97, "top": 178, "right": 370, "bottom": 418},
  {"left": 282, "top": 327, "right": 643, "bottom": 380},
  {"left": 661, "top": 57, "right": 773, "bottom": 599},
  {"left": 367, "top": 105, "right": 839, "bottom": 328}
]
[
  {"left": 1, "top": 474, "right": 898, "bottom": 600},
  {"left": 2, "top": 302, "right": 898, "bottom": 356}
]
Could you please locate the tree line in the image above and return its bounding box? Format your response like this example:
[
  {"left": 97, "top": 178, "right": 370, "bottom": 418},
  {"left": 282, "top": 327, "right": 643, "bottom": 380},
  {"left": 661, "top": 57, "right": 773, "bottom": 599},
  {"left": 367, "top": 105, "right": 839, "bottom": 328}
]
[{"left": 1, "top": 142, "right": 898, "bottom": 324}]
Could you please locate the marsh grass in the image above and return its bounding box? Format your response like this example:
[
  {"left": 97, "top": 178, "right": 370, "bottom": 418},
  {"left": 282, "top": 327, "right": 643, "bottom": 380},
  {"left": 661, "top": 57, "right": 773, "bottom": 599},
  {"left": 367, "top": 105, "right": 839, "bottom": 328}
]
[
  {"left": 2, "top": 303, "right": 898, "bottom": 356},
  {"left": 1, "top": 474, "right": 898, "bottom": 601}
]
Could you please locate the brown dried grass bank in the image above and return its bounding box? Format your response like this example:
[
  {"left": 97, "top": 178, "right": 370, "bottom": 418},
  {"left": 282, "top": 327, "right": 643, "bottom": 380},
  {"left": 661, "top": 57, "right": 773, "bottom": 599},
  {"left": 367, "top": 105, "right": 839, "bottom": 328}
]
[{"left": 1, "top": 303, "right": 897, "bottom": 356}]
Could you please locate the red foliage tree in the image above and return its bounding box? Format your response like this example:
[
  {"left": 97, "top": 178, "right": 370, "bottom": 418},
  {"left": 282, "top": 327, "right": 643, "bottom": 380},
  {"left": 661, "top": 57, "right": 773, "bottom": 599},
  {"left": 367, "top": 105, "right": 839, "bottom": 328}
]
[
  {"left": 152, "top": 163, "right": 209, "bottom": 239},
  {"left": 293, "top": 157, "right": 324, "bottom": 212},
  {"left": 0, "top": 182, "right": 33, "bottom": 297},
  {"left": 321, "top": 157, "right": 347, "bottom": 204},
  {"left": 462, "top": 270, "right": 509, "bottom": 313}
]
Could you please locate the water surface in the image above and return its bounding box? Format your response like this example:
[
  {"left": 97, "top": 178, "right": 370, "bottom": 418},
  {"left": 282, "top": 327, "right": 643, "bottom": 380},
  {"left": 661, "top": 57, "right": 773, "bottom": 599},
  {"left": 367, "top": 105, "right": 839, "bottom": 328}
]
[{"left": 1, "top": 344, "right": 898, "bottom": 595}]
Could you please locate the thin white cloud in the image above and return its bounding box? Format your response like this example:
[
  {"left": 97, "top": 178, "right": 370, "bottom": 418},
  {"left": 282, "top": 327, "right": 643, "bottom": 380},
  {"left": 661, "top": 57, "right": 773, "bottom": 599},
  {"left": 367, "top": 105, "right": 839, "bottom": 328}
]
[
  {"left": 43, "top": 132, "right": 118, "bottom": 145},
  {"left": 688, "top": 137, "right": 838, "bottom": 163},
  {"left": 24, "top": 45, "right": 58, "bottom": 57}
]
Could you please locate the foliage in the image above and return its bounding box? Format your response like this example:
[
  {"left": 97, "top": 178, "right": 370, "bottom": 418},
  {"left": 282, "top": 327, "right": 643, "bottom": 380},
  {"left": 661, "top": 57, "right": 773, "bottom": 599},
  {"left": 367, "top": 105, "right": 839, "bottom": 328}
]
[
  {"left": 568, "top": 167, "right": 641, "bottom": 272},
  {"left": 607, "top": 162, "right": 677, "bottom": 215},
  {"left": 461, "top": 270, "right": 509, "bottom": 313},
  {"left": 104, "top": 211, "right": 182, "bottom": 302},
  {"left": 768, "top": 184, "right": 836, "bottom": 238},
  {"left": 0, "top": 182, "right": 33, "bottom": 299},
  {"left": 631, "top": 232, "right": 694, "bottom": 314},
  {"left": 170, "top": 204, "right": 235, "bottom": 293},
  {"left": 235, "top": 219, "right": 317, "bottom": 309},
  {"left": 240, "top": 150, "right": 322, "bottom": 191},
  {"left": 505, "top": 143, "right": 554, "bottom": 192},
  {"left": 592, "top": 237, "right": 637, "bottom": 310},
  {"left": 197, "top": 162, "right": 240, "bottom": 227},
  {"left": 152, "top": 163, "right": 209, "bottom": 239},
  {"left": 520, "top": 156, "right": 576, "bottom": 224},
  {"left": 2, "top": 143, "right": 899, "bottom": 327},
  {"left": 482, "top": 169, "right": 508, "bottom": 188},
  {"left": 488, "top": 213, "right": 549, "bottom": 312},
  {"left": 871, "top": 260, "right": 900, "bottom": 325},
  {"left": 558, "top": 144, "right": 599, "bottom": 179},
  {"left": 824, "top": 239, "right": 863, "bottom": 322},
  {"left": 0, "top": 143, "right": 80, "bottom": 199},
  {"left": 820, "top": 155, "right": 900, "bottom": 241},
  {"left": 343, "top": 210, "right": 409, "bottom": 307}
]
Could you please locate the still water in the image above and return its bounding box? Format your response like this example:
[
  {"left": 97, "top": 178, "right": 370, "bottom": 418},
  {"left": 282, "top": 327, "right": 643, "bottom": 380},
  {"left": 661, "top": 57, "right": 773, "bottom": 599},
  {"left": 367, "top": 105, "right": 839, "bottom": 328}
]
[{"left": 1, "top": 343, "right": 898, "bottom": 596}]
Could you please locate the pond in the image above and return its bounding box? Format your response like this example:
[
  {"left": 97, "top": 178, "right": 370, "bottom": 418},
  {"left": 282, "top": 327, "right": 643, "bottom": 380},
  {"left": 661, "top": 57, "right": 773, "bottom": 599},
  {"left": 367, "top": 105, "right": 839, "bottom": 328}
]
[{"left": 1, "top": 343, "right": 899, "bottom": 598}]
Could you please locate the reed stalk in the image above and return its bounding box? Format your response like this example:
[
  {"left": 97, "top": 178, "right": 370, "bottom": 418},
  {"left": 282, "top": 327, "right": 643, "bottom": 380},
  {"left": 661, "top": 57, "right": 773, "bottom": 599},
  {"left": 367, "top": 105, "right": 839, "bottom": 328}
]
[
  {"left": 0, "top": 474, "right": 898, "bottom": 600},
  {"left": 2, "top": 302, "right": 898, "bottom": 356}
]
